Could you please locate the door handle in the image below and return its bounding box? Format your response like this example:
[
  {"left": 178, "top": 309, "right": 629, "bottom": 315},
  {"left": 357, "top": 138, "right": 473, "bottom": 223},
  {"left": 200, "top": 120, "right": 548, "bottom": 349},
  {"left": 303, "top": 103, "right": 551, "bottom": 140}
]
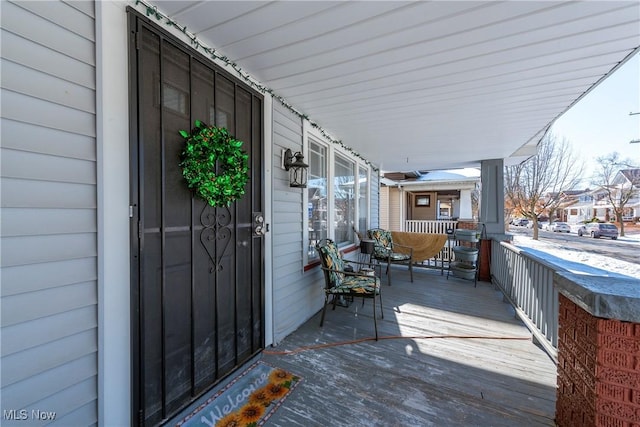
[{"left": 253, "top": 212, "right": 267, "bottom": 236}]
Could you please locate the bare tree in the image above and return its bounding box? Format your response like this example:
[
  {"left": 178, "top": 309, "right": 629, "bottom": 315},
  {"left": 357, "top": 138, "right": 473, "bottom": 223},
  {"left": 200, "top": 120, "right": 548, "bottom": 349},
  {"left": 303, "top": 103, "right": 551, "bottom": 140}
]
[
  {"left": 592, "top": 152, "right": 639, "bottom": 237},
  {"left": 505, "top": 133, "right": 584, "bottom": 239},
  {"left": 504, "top": 167, "right": 519, "bottom": 230}
]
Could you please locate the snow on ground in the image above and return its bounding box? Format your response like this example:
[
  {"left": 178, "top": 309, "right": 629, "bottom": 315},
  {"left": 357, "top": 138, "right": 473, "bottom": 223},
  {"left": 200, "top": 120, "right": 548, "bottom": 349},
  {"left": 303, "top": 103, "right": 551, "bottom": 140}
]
[{"left": 510, "top": 232, "right": 640, "bottom": 280}]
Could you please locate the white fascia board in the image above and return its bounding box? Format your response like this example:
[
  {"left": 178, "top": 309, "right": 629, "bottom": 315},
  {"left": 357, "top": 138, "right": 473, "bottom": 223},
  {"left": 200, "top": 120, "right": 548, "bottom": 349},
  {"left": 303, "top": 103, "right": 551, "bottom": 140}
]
[{"left": 396, "top": 180, "right": 479, "bottom": 191}]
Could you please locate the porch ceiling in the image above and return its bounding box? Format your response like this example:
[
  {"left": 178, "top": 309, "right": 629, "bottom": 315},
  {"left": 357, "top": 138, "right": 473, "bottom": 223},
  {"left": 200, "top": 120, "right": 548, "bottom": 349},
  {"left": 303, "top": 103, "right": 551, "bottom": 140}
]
[{"left": 149, "top": 1, "right": 640, "bottom": 172}]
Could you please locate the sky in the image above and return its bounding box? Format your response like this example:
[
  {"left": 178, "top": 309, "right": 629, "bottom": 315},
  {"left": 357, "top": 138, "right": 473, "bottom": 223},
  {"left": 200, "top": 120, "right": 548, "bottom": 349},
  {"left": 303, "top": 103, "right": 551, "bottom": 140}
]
[{"left": 550, "top": 52, "right": 640, "bottom": 187}]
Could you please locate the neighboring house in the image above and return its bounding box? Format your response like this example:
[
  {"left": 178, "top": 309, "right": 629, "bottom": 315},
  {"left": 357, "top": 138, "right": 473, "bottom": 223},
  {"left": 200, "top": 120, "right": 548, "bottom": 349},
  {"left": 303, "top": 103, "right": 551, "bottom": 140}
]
[
  {"left": 563, "top": 169, "right": 640, "bottom": 223},
  {"left": 379, "top": 170, "right": 479, "bottom": 231},
  {"left": 616, "top": 169, "right": 640, "bottom": 221},
  {"left": 544, "top": 189, "right": 589, "bottom": 222},
  {"left": 1, "top": 1, "right": 638, "bottom": 426},
  {"left": 591, "top": 187, "right": 615, "bottom": 222},
  {"left": 563, "top": 191, "right": 597, "bottom": 223}
]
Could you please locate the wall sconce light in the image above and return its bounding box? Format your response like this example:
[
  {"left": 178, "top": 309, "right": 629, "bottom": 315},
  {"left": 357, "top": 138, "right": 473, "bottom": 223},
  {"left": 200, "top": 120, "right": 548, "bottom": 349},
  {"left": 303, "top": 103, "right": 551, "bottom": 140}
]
[{"left": 282, "top": 148, "right": 309, "bottom": 188}]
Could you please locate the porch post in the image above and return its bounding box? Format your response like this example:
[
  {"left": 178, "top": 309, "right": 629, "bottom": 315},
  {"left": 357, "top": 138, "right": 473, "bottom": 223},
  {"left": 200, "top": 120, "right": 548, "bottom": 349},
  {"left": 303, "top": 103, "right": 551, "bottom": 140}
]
[
  {"left": 478, "top": 159, "right": 510, "bottom": 282},
  {"left": 458, "top": 188, "right": 473, "bottom": 220},
  {"left": 480, "top": 159, "right": 509, "bottom": 240}
]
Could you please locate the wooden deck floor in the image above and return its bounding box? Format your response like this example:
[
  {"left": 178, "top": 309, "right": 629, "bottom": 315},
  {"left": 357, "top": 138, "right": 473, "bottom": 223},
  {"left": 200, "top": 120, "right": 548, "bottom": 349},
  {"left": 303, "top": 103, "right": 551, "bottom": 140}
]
[{"left": 261, "top": 266, "right": 557, "bottom": 427}]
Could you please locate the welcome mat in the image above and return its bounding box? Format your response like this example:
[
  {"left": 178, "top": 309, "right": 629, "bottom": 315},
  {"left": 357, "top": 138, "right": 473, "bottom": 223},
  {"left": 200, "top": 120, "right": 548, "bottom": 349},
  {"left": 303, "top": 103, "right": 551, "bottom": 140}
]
[{"left": 175, "top": 361, "right": 301, "bottom": 427}]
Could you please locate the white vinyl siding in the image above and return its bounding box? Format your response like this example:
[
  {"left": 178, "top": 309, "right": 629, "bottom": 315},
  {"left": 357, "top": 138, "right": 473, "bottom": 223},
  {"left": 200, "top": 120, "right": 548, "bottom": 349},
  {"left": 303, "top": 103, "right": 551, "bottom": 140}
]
[
  {"left": 0, "top": 1, "right": 97, "bottom": 425},
  {"left": 271, "top": 103, "right": 324, "bottom": 342},
  {"left": 389, "top": 187, "right": 402, "bottom": 231},
  {"left": 270, "top": 102, "right": 380, "bottom": 343},
  {"left": 379, "top": 186, "right": 389, "bottom": 230},
  {"left": 370, "top": 171, "right": 380, "bottom": 229}
]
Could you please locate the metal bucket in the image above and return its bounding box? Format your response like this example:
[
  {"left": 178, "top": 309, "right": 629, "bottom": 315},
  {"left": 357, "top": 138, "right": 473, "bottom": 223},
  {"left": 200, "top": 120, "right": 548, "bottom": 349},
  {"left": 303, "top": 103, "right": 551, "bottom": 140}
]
[
  {"left": 450, "top": 263, "right": 477, "bottom": 280},
  {"left": 454, "top": 229, "right": 480, "bottom": 242},
  {"left": 453, "top": 246, "right": 479, "bottom": 262}
]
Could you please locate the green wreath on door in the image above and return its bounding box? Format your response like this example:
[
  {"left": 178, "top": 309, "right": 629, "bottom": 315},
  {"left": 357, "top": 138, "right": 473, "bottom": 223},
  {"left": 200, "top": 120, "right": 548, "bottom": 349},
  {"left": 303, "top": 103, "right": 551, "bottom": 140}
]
[{"left": 179, "top": 120, "right": 249, "bottom": 207}]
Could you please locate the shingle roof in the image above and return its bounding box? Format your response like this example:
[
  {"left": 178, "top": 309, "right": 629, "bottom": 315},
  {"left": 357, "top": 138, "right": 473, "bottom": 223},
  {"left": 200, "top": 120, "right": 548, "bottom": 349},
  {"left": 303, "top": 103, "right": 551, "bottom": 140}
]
[{"left": 621, "top": 169, "right": 640, "bottom": 184}]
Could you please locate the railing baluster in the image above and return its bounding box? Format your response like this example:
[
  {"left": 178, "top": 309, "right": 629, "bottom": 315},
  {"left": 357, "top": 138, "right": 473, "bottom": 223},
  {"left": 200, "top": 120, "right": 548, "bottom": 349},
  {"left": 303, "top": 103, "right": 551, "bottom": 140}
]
[{"left": 490, "top": 239, "right": 560, "bottom": 361}]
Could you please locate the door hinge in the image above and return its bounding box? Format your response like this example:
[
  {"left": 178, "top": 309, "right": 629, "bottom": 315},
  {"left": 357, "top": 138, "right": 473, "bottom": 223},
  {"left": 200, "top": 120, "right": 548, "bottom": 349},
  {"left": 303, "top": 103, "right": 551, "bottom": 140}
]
[{"left": 129, "top": 205, "right": 134, "bottom": 218}]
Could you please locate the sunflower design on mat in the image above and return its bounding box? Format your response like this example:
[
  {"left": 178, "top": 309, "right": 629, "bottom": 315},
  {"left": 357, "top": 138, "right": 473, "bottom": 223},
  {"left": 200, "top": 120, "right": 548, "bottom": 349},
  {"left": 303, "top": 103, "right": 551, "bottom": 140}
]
[
  {"left": 264, "top": 382, "right": 289, "bottom": 401},
  {"left": 216, "top": 412, "right": 242, "bottom": 427},
  {"left": 268, "top": 369, "right": 294, "bottom": 385},
  {"left": 208, "top": 364, "right": 301, "bottom": 427},
  {"left": 248, "top": 387, "right": 272, "bottom": 407},
  {"left": 238, "top": 404, "right": 265, "bottom": 425}
]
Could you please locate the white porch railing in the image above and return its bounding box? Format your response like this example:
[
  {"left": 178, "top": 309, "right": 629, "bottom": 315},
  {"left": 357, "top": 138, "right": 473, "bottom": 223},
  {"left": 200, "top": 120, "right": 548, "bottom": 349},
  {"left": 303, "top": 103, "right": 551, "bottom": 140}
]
[
  {"left": 404, "top": 220, "right": 458, "bottom": 263},
  {"left": 405, "top": 220, "right": 458, "bottom": 234},
  {"left": 490, "top": 239, "right": 560, "bottom": 361}
]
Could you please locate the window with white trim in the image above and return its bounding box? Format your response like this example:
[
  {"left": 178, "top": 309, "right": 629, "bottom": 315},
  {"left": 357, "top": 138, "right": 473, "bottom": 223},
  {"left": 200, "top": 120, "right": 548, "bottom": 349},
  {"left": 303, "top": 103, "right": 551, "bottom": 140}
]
[
  {"left": 358, "top": 165, "right": 368, "bottom": 235},
  {"left": 334, "top": 154, "right": 355, "bottom": 246},
  {"left": 304, "top": 132, "right": 371, "bottom": 266},
  {"left": 307, "top": 140, "right": 327, "bottom": 260}
]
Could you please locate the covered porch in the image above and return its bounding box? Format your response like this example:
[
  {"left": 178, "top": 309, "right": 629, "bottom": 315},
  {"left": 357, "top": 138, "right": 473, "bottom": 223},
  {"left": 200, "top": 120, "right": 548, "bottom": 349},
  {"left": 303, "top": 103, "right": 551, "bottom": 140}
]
[
  {"left": 3, "top": 2, "right": 638, "bottom": 425},
  {"left": 261, "top": 267, "right": 556, "bottom": 426}
]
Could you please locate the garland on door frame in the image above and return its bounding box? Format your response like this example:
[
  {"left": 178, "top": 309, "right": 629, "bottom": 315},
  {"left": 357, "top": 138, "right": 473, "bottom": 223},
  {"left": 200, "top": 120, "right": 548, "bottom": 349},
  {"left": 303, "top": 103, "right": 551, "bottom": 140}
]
[
  {"left": 133, "top": 0, "right": 379, "bottom": 172},
  {"left": 179, "top": 121, "right": 249, "bottom": 207}
]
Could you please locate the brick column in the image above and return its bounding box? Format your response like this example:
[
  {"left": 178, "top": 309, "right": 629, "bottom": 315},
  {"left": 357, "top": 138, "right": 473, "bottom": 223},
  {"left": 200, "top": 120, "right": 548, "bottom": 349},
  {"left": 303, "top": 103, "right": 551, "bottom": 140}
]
[
  {"left": 556, "top": 294, "right": 640, "bottom": 426},
  {"left": 456, "top": 220, "right": 478, "bottom": 231}
]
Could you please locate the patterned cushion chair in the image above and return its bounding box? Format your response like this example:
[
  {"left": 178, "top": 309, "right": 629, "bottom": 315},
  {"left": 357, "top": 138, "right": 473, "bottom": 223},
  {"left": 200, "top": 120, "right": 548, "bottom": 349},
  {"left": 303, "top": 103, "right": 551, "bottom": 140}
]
[
  {"left": 315, "top": 239, "right": 384, "bottom": 340},
  {"left": 367, "top": 228, "right": 414, "bottom": 285}
]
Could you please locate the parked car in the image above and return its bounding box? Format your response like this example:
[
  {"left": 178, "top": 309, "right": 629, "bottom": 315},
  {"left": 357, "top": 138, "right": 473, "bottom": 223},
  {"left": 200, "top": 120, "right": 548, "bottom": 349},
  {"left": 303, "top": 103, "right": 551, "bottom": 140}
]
[
  {"left": 526, "top": 219, "right": 546, "bottom": 229},
  {"left": 580, "top": 223, "right": 619, "bottom": 239},
  {"left": 549, "top": 222, "right": 570, "bottom": 233},
  {"left": 570, "top": 223, "right": 587, "bottom": 235},
  {"left": 513, "top": 218, "right": 529, "bottom": 227}
]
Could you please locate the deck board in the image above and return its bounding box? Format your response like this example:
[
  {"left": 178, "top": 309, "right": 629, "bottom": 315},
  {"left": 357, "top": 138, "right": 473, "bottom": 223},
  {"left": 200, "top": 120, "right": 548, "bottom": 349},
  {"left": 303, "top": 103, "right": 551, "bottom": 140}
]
[{"left": 261, "top": 266, "right": 557, "bottom": 426}]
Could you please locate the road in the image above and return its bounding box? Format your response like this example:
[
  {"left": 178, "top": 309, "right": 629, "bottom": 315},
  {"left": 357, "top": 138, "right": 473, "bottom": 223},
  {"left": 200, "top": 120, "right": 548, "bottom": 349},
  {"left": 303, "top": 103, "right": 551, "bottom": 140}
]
[{"left": 508, "top": 226, "right": 640, "bottom": 266}]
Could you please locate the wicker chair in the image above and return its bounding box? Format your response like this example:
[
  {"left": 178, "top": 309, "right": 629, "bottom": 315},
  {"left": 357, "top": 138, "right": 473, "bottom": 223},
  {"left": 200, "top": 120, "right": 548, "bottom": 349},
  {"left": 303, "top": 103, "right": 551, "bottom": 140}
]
[{"left": 315, "top": 239, "right": 383, "bottom": 339}]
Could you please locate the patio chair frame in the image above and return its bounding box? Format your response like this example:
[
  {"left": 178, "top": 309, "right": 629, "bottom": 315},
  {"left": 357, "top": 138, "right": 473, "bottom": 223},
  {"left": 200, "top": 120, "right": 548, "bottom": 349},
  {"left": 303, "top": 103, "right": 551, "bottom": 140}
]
[
  {"left": 315, "top": 239, "right": 384, "bottom": 340},
  {"left": 367, "top": 228, "right": 414, "bottom": 286}
]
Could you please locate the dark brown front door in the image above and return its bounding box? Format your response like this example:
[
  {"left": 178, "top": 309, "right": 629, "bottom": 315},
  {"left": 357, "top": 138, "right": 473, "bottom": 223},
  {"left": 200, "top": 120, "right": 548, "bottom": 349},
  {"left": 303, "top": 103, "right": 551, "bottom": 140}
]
[{"left": 128, "top": 12, "right": 264, "bottom": 426}]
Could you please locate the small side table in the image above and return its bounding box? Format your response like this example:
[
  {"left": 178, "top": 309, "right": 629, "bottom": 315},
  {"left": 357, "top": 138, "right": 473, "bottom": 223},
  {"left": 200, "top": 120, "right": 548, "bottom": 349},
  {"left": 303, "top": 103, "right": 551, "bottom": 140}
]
[{"left": 358, "top": 239, "right": 375, "bottom": 269}]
